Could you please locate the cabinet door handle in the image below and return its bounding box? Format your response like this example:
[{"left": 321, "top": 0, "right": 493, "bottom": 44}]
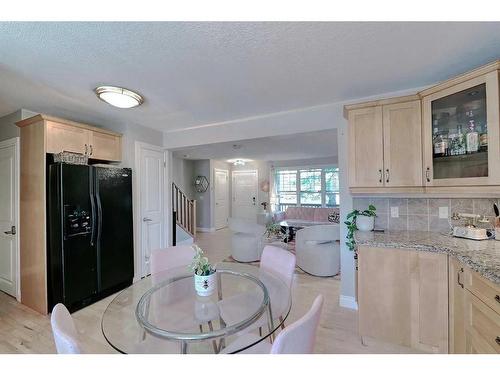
[
  {"left": 84, "top": 144, "right": 88, "bottom": 155},
  {"left": 457, "top": 268, "right": 464, "bottom": 289},
  {"left": 425, "top": 167, "right": 431, "bottom": 182},
  {"left": 385, "top": 169, "right": 390, "bottom": 183},
  {"left": 378, "top": 169, "right": 382, "bottom": 183},
  {"left": 89, "top": 145, "right": 93, "bottom": 156},
  {"left": 495, "top": 294, "right": 500, "bottom": 304},
  {"left": 496, "top": 336, "right": 500, "bottom": 346}
]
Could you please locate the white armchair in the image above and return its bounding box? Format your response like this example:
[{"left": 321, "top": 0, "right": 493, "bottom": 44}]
[
  {"left": 228, "top": 217, "right": 266, "bottom": 262},
  {"left": 295, "top": 224, "right": 340, "bottom": 277}
]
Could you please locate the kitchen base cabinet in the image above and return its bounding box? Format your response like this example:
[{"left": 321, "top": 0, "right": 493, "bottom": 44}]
[
  {"left": 449, "top": 257, "right": 466, "bottom": 353},
  {"left": 358, "top": 246, "right": 448, "bottom": 353},
  {"left": 464, "top": 291, "right": 500, "bottom": 354}
]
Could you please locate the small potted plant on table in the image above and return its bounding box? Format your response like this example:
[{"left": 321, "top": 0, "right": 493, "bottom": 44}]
[{"left": 190, "top": 245, "right": 216, "bottom": 297}]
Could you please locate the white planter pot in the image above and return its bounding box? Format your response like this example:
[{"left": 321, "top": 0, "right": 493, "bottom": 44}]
[
  {"left": 194, "top": 272, "right": 217, "bottom": 297},
  {"left": 357, "top": 215, "right": 375, "bottom": 231}
]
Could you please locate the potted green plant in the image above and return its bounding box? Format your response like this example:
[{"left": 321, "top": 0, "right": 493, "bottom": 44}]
[
  {"left": 344, "top": 205, "right": 376, "bottom": 251},
  {"left": 264, "top": 223, "right": 285, "bottom": 241},
  {"left": 189, "top": 245, "right": 216, "bottom": 296}
]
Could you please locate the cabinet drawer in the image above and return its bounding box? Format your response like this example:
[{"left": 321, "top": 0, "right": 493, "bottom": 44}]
[
  {"left": 464, "top": 290, "right": 500, "bottom": 354},
  {"left": 464, "top": 268, "right": 500, "bottom": 316}
]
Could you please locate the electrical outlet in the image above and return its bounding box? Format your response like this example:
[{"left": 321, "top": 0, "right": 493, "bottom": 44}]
[
  {"left": 439, "top": 207, "right": 449, "bottom": 219},
  {"left": 390, "top": 206, "right": 399, "bottom": 218}
]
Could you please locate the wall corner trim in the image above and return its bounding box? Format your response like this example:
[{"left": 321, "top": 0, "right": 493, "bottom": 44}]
[{"left": 339, "top": 295, "right": 358, "bottom": 310}]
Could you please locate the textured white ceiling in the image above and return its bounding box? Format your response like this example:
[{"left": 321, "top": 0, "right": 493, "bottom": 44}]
[
  {"left": 0, "top": 22, "right": 499, "bottom": 132},
  {"left": 171, "top": 129, "right": 337, "bottom": 161}
]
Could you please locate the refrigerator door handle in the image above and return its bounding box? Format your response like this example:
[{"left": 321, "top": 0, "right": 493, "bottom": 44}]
[
  {"left": 96, "top": 186, "right": 103, "bottom": 292},
  {"left": 90, "top": 192, "right": 96, "bottom": 246}
]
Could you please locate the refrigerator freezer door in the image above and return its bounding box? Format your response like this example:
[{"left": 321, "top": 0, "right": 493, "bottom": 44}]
[
  {"left": 47, "top": 164, "right": 98, "bottom": 311},
  {"left": 94, "top": 167, "right": 134, "bottom": 293}
]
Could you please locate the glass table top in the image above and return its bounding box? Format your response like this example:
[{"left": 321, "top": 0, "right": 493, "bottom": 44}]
[{"left": 101, "top": 262, "right": 291, "bottom": 354}]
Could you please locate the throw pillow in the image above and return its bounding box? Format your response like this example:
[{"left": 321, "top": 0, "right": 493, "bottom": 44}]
[{"left": 328, "top": 212, "right": 340, "bottom": 223}]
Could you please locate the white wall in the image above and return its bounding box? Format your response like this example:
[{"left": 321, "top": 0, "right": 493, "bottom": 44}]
[
  {"left": 269, "top": 156, "right": 338, "bottom": 169},
  {"left": 0, "top": 109, "right": 38, "bottom": 141},
  {"left": 171, "top": 156, "right": 195, "bottom": 200},
  {"left": 192, "top": 159, "right": 212, "bottom": 230}
]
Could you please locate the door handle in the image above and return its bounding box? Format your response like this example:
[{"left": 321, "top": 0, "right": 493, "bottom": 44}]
[
  {"left": 385, "top": 169, "right": 390, "bottom": 184},
  {"left": 252, "top": 197, "right": 256, "bottom": 205},
  {"left": 89, "top": 145, "right": 93, "bottom": 156},
  {"left": 4, "top": 226, "right": 16, "bottom": 235},
  {"left": 378, "top": 169, "right": 382, "bottom": 183},
  {"left": 425, "top": 167, "right": 431, "bottom": 183},
  {"left": 85, "top": 144, "right": 88, "bottom": 155},
  {"left": 143, "top": 217, "right": 153, "bottom": 222}
]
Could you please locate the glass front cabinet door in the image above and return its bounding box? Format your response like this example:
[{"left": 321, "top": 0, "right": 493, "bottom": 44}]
[{"left": 422, "top": 71, "right": 500, "bottom": 186}]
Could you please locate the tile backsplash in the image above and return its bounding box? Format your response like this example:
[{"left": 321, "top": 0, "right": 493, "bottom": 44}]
[{"left": 353, "top": 197, "right": 500, "bottom": 232}]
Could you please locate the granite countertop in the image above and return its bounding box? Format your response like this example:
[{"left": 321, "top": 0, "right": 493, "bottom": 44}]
[{"left": 355, "top": 230, "right": 500, "bottom": 285}]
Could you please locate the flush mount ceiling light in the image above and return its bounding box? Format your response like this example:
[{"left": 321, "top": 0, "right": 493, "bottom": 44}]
[
  {"left": 94, "top": 86, "right": 144, "bottom": 108},
  {"left": 227, "top": 158, "right": 252, "bottom": 166}
]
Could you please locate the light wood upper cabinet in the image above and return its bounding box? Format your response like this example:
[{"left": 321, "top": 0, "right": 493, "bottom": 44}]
[
  {"left": 347, "top": 99, "right": 422, "bottom": 189},
  {"left": 46, "top": 121, "right": 91, "bottom": 155},
  {"left": 346, "top": 60, "right": 500, "bottom": 193},
  {"left": 358, "top": 246, "right": 448, "bottom": 353},
  {"left": 89, "top": 131, "right": 122, "bottom": 161},
  {"left": 383, "top": 100, "right": 422, "bottom": 187},
  {"left": 27, "top": 115, "right": 122, "bottom": 162},
  {"left": 421, "top": 70, "right": 500, "bottom": 187},
  {"left": 348, "top": 106, "right": 384, "bottom": 187}
]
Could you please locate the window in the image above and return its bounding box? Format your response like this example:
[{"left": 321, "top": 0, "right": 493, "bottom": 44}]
[{"left": 273, "top": 166, "right": 339, "bottom": 211}]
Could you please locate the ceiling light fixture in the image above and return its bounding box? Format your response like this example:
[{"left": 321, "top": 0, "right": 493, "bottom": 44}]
[
  {"left": 94, "top": 86, "right": 144, "bottom": 108},
  {"left": 233, "top": 159, "right": 246, "bottom": 166}
]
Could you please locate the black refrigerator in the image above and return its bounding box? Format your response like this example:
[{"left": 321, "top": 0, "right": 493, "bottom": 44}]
[{"left": 47, "top": 163, "right": 134, "bottom": 312}]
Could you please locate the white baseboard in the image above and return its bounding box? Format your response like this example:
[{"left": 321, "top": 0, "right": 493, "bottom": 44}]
[
  {"left": 177, "top": 237, "right": 194, "bottom": 245},
  {"left": 197, "top": 227, "right": 216, "bottom": 233},
  {"left": 339, "top": 295, "right": 358, "bottom": 310}
]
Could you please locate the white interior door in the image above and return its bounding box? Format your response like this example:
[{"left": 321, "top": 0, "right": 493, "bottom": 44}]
[
  {"left": 139, "top": 147, "right": 165, "bottom": 277},
  {"left": 0, "top": 139, "right": 19, "bottom": 298},
  {"left": 214, "top": 169, "right": 229, "bottom": 229},
  {"left": 232, "top": 170, "right": 258, "bottom": 221}
]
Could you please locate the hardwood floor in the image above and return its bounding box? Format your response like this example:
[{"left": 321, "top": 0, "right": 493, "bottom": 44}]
[{"left": 0, "top": 228, "right": 420, "bottom": 354}]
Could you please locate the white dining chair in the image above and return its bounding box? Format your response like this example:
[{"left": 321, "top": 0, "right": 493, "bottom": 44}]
[
  {"left": 150, "top": 245, "right": 196, "bottom": 275},
  {"left": 50, "top": 303, "right": 82, "bottom": 354},
  {"left": 221, "top": 294, "right": 324, "bottom": 354},
  {"left": 218, "top": 245, "right": 296, "bottom": 333}
]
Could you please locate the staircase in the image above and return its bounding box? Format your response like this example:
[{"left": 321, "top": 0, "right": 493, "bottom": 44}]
[{"left": 172, "top": 183, "right": 196, "bottom": 245}]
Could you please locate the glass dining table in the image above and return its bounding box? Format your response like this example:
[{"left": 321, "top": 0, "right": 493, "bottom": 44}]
[{"left": 101, "top": 262, "right": 292, "bottom": 354}]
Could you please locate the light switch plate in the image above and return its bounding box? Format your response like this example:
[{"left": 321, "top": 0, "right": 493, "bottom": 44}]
[
  {"left": 439, "top": 207, "right": 448, "bottom": 219},
  {"left": 390, "top": 206, "right": 399, "bottom": 218}
]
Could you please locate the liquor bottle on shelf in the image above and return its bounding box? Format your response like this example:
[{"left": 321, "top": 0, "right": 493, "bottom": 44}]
[
  {"left": 456, "top": 124, "right": 466, "bottom": 155},
  {"left": 433, "top": 129, "right": 449, "bottom": 157},
  {"left": 466, "top": 120, "right": 479, "bottom": 154},
  {"left": 479, "top": 123, "right": 488, "bottom": 152}
]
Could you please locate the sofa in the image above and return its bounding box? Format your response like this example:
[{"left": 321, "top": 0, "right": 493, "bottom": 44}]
[
  {"left": 273, "top": 207, "right": 339, "bottom": 225},
  {"left": 295, "top": 224, "right": 340, "bottom": 276}
]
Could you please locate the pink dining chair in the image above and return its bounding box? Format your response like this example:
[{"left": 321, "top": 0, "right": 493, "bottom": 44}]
[
  {"left": 260, "top": 245, "right": 296, "bottom": 290},
  {"left": 50, "top": 303, "right": 82, "bottom": 354},
  {"left": 150, "top": 245, "right": 196, "bottom": 275},
  {"left": 221, "top": 294, "right": 324, "bottom": 354},
  {"left": 218, "top": 245, "right": 296, "bottom": 333}
]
